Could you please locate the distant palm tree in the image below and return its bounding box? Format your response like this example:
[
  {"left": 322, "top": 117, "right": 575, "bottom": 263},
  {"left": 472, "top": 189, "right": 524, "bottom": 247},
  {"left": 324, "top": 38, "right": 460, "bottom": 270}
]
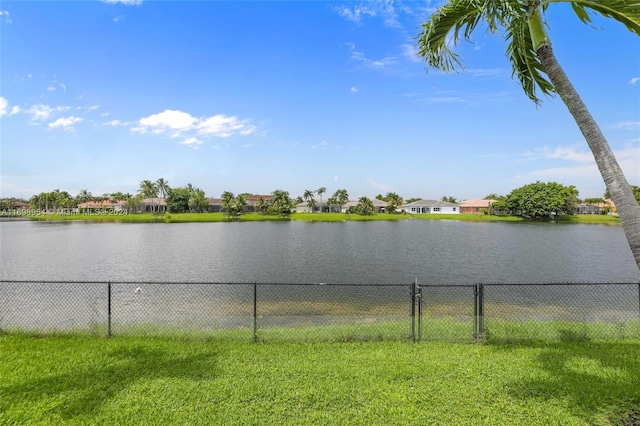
[
  {"left": 255, "top": 196, "right": 267, "bottom": 214},
  {"left": 327, "top": 196, "right": 337, "bottom": 213},
  {"left": 317, "top": 187, "right": 326, "bottom": 213},
  {"left": 156, "top": 178, "right": 170, "bottom": 200},
  {"left": 221, "top": 191, "right": 236, "bottom": 218},
  {"left": 333, "top": 189, "right": 349, "bottom": 213},
  {"left": 308, "top": 198, "right": 318, "bottom": 213},
  {"left": 78, "top": 189, "right": 93, "bottom": 204},
  {"left": 356, "top": 196, "right": 375, "bottom": 216},
  {"left": 139, "top": 180, "right": 159, "bottom": 213},
  {"left": 416, "top": 0, "right": 640, "bottom": 269},
  {"left": 303, "top": 189, "right": 315, "bottom": 212},
  {"left": 269, "top": 189, "right": 293, "bottom": 217},
  {"left": 386, "top": 192, "right": 404, "bottom": 214}
]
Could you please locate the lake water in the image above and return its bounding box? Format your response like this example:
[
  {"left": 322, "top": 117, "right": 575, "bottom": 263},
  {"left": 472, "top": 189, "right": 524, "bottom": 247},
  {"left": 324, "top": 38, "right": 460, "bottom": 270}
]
[
  {"left": 1, "top": 219, "right": 639, "bottom": 334},
  {"left": 1, "top": 219, "right": 639, "bottom": 283}
]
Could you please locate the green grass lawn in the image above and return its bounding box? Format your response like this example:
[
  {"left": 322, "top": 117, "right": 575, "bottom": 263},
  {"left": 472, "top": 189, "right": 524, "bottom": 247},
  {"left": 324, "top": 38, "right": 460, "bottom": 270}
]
[
  {"left": 1, "top": 333, "right": 638, "bottom": 425},
  {"left": 27, "top": 211, "right": 620, "bottom": 225}
]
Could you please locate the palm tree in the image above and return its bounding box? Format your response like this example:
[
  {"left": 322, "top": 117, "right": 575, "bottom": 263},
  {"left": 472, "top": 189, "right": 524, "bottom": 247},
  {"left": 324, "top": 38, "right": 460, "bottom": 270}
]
[
  {"left": 308, "top": 198, "right": 318, "bottom": 213},
  {"left": 221, "top": 191, "right": 236, "bottom": 218},
  {"left": 156, "top": 178, "right": 170, "bottom": 201},
  {"left": 78, "top": 189, "right": 92, "bottom": 204},
  {"left": 416, "top": 0, "right": 640, "bottom": 270},
  {"left": 269, "top": 189, "right": 293, "bottom": 217},
  {"left": 317, "top": 187, "right": 326, "bottom": 213},
  {"left": 327, "top": 196, "right": 337, "bottom": 213},
  {"left": 333, "top": 189, "right": 349, "bottom": 213},
  {"left": 356, "top": 196, "right": 375, "bottom": 216},
  {"left": 255, "top": 196, "right": 268, "bottom": 214},
  {"left": 386, "top": 192, "right": 404, "bottom": 214},
  {"left": 139, "top": 180, "right": 159, "bottom": 213},
  {"left": 303, "top": 189, "right": 315, "bottom": 212}
]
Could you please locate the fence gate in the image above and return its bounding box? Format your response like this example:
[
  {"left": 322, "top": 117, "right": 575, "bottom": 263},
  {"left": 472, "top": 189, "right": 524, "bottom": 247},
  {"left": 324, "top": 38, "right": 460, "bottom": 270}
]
[{"left": 413, "top": 281, "right": 479, "bottom": 343}]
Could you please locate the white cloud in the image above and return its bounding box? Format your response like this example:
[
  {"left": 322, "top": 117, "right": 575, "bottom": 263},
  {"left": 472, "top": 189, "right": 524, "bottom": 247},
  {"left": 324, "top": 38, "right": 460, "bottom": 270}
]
[
  {"left": 468, "top": 68, "right": 504, "bottom": 77},
  {"left": 349, "top": 44, "right": 396, "bottom": 69},
  {"left": 311, "top": 140, "right": 329, "bottom": 149},
  {"left": 613, "top": 121, "right": 640, "bottom": 130},
  {"left": 103, "top": 119, "right": 123, "bottom": 126},
  {"left": 368, "top": 179, "right": 394, "bottom": 192},
  {"left": 334, "top": 175, "right": 339, "bottom": 182},
  {"left": 334, "top": 2, "right": 401, "bottom": 28},
  {"left": 102, "top": 0, "right": 143, "bottom": 5},
  {"left": 10, "top": 105, "right": 22, "bottom": 115},
  {"left": 198, "top": 114, "right": 255, "bottom": 137},
  {"left": 0, "top": 97, "right": 7, "bottom": 116},
  {"left": 350, "top": 87, "right": 359, "bottom": 93},
  {"left": 46, "top": 86, "right": 56, "bottom": 92},
  {"left": 133, "top": 109, "right": 197, "bottom": 135},
  {"left": 400, "top": 43, "right": 421, "bottom": 63},
  {"left": 540, "top": 146, "right": 594, "bottom": 164},
  {"left": 630, "top": 77, "right": 639, "bottom": 84},
  {"left": 0, "top": 10, "right": 11, "bottom": 23},
  {"left": 132, "top": 109, "right": 256, "bottom": 145},
  {"left": 28, "top": 104, "right": 53, "bottom": 121},
  {"left": 86, "top": 105, "right": 101, "bottom": 112},
  {"left": 334, "top": 5, "right": 376, "bottom": 25},
  {"left": 181, "top": 137, "right": 202, "bottom": 149},
  {"left": 48, "top": 116, "right": 83, "bottom": 131},
  {"left": 518, "top": 145, "right": 640, "bottom": 185},
  {"left": 25, "top": 104, "right": 71, "bottom": 122},
  {"left": 425, "top": 96, "right": 464, "bottom": 103}
]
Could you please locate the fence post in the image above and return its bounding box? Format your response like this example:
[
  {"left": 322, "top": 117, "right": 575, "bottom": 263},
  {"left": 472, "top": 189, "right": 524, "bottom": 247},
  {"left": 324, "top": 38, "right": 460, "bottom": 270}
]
[
  {"left": 473, "top": 284, "right": 478, "bottom": 342},
  {"left": 417, "top": 281, "right": 422, "bottom": 342},
  {"left": 410, "top": 279, "right": 416, "bottom": 342},
  {"left": 253, "top": 283, "right": 258, "bottom": 343},
  {"left": 107, "top": 281, "right": 112, "bottom": 338},
  {"left": 477, "top": 283, "right": 484, "bottom": 342}
]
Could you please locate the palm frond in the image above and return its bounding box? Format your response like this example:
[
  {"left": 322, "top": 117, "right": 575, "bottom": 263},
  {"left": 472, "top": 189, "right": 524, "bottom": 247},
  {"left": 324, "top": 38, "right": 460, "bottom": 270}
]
[
  {"left": 415, "top": 0, "right": 485, "bottom": 72},
  {"left": 505, "top": 17, "right": 556, "bottom": 104},
  {"left": 548, "top": 0, "right": 640, "bottom": 35}
]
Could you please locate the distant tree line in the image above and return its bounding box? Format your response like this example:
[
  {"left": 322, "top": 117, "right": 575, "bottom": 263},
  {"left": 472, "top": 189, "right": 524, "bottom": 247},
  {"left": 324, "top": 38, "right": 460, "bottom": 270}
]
[{"left": 4, "top": 180, "right": 639, "bottom": 219}]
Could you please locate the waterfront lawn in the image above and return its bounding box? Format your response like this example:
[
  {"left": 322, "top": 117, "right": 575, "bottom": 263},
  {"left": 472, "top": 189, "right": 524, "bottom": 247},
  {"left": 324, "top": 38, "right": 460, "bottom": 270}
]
[
  {"left": 29, "top": 212, "right": 619, "bottom": 225},
  {"left": 1, "top": 333, "right": 638, "bottom": 425},
  {"left": 555, "top": 214, "right": 621, "bottom": 225}
]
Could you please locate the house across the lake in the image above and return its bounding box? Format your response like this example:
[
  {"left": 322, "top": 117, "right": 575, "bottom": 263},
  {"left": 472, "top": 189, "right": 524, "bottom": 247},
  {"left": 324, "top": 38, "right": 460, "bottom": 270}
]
[
  {"left": 401, "top": 200, "right": 459, "bottom": 214},
  {"left": 457, "top": 199, "right": 496, "bottom": 214},
  {"left": 574, "top": 199, "right": 615, "bottom": 215},
  {"left": 77, "top": 200, "right": 127, "bottom": 213},
  {"left": 341, "top": 199, "right": 388, "bottom": 213}
]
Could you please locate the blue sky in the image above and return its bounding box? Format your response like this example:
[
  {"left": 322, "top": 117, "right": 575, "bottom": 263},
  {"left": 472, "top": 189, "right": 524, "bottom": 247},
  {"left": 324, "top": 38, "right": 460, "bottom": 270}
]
[{"left": 1, "top": 1, "right": 639, "bottom": 201}]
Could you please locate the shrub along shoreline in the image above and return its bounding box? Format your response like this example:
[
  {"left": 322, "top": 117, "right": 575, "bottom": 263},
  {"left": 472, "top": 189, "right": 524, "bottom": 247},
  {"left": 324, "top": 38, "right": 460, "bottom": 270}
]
[{"left": 11, "top": 212, "right": 622, "bottom": 224}]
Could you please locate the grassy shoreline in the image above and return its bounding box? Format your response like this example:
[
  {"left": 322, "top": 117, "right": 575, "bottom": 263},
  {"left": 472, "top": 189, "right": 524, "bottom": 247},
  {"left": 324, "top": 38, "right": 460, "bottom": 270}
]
[{"left": 5, "top": 212, "right": 621, "bottom": 225}]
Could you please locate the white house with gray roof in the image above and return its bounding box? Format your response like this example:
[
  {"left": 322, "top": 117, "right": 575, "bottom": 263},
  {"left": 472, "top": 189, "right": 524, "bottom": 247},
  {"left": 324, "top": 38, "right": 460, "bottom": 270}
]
[{"left": 401, "top": 199, "right": 459, "bottom": 214}]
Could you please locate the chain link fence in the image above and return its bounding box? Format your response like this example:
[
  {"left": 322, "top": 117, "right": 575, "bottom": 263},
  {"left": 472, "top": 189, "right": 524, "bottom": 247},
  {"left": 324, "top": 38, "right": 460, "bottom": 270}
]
[{"left": 1, "top": 280, "right": 638, "bottom": 342}]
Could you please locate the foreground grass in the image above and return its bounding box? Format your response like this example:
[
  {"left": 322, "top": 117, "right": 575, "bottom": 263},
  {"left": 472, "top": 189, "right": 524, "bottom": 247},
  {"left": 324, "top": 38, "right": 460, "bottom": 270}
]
[
  {"left": 26, "top": 211, "right": 620, "bottom": 225},
  {"left": 1, "top": 333, "right": 638, "bottom": 425}
]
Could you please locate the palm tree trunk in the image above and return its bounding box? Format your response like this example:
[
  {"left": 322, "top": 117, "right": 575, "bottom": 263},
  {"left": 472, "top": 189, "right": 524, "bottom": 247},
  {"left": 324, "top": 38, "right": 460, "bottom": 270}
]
[{"left": 537, "top": 44, "right": 640, "bottom": 270}]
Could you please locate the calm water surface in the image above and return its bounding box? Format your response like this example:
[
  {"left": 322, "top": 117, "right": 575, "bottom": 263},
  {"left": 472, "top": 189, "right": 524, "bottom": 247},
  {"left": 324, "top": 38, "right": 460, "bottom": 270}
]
[{"left": 1, "top": 219, "right": 638, "bottom": 283}]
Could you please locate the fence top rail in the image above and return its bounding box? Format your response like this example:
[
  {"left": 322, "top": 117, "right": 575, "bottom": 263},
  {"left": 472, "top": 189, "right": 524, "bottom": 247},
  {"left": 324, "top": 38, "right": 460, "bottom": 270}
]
[
  {"left": 0, "top": 280, "right": 412, "bottom": 287},
  {"left": 479, "top": 281, "right": 640, "bottom": 286},
  {"left": 1, "top": 279, "right": 638, "bottom": 286}
]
